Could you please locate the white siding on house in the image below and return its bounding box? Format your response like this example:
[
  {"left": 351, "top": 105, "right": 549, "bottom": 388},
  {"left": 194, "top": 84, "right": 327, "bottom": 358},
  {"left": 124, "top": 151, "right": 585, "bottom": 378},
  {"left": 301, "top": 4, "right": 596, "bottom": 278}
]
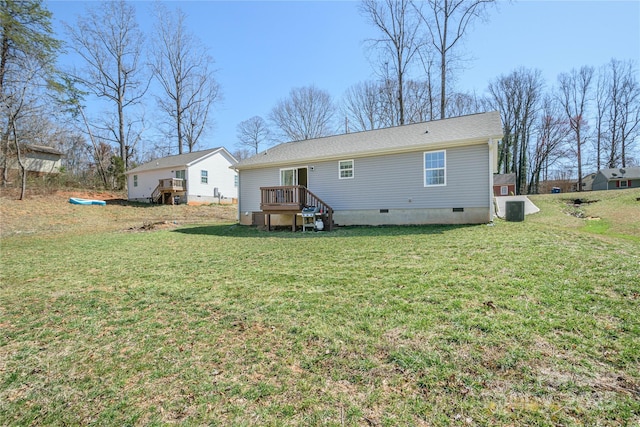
[
  {"left": 186, "top": 152, "right": 238, "bottom": 203},
  {"left": 127, "top": 167, "right": 175, "bottom": 201},
  {"left": 126, "top": 149, "right": 237, "bottom": 203}
]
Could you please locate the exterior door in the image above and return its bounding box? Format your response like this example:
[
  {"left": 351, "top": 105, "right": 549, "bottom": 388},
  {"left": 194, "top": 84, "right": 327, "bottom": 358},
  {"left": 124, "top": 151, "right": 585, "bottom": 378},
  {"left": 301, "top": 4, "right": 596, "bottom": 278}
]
[{"left": 280, "top": 167, "right": 308, "bottom": 187}]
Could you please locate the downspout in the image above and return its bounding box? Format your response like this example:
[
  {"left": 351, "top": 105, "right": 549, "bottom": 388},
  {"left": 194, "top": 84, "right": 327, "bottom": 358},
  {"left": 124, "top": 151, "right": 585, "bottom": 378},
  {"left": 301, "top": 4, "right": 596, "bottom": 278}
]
[
  {"left": 234, "top": 168, "right": 241, "bottom": 223},
  {"left": 488, "top": 138, "right": 496, "bottom": 222}
]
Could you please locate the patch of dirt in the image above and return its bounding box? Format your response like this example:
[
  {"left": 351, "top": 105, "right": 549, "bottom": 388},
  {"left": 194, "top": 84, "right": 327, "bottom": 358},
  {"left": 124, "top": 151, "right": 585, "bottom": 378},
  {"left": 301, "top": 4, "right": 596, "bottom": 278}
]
[
  {"left": 126, "top": 221, "right": 180, "bottom": 233},
  {"left": 0, "top": 189, "right": 237, "bottom": 237},
  {"left": 564, "top": 198, "right": 600, "bottom": 206}
]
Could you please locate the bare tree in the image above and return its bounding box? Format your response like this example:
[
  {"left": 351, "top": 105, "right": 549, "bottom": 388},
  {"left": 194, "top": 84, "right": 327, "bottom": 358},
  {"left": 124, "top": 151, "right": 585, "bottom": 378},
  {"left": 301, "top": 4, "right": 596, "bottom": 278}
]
[
  {"left": 236, "top": 116, "right": 271, "bottom": 154},
  {"left": 415, "top": 0, "right": 495, "bottom": 119},
  {"left": 593, "top": 63, "right": 610, "bottom": 171},
  {"left": 151, "top": 4, "right": 220, "bottom": 155},
  {"left": 65, "top": 0, "right": 148, "bottom": 170},
  {"left": 558, "top": 66, "right": 594, "bottom": 192},
  {"left": 4, "top": 56, "right": 58, "bottom": 198},
  {"left": 377, "top": 75, "right": 402, "bottom": 127},
  {"left": 341, "top": 81, "right": 385, "bottom": 132},
  {"left": 445, "top": 90, "right": 484, "bottom": 118},
  {"left": 360, "top": 0, "right": 424, "bottom": 125},
  {"left": 232, "top": 147, "right": 254, "bottom": 162},
  {"left": 527, "top": 96, "right": 571, "bottom": 194},
  {"left": 404, "top": 79, "right": 437, "bottom": 123},
  {"left": 269, "top": 86, "right": 335, "bottom": 142},
  {"left": 5, "top": 65, "right": 34, "bottom": 199},
  {"left": 488, "top": 68, "right": 544, "bottom": 194},
  {"left": 1, "top": 0, "right": 61, "bottom": 188},
  {"left": 603, "top": 59, "right": 640, "bottom": 168}
]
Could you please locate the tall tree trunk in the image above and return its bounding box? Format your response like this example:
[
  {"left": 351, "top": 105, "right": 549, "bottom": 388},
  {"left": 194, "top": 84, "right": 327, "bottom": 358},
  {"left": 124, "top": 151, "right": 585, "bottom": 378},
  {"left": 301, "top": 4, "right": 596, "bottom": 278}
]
[
  {"left": 176, "top": 84, "right": 183, "bottom": 154},
  {"left": 11, "top": 120, "right": 26, "bottom": 200},
  {"left": 439, "top": 7, "right": 447, "bottom": 120},
  {"left": 397, "top": 51, "right": 405, "bottom": 125},
  {"left": 576, "top": 124, "right": 582, "bottom": 192}
]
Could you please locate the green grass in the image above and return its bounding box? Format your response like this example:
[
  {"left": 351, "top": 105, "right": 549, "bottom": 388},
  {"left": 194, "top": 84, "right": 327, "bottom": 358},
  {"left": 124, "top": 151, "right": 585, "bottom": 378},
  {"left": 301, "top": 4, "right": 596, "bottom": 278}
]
[{"left": 1, "top": 189, "right": 639, "bottom": 426}]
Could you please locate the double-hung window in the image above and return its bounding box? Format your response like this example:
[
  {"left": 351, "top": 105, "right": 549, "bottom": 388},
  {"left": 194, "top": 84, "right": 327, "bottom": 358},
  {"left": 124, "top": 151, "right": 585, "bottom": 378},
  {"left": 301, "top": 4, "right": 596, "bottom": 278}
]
[
  {"left": 201, "top": 170, "right": 208, "bottom": 184},
  {"left": 424, "top": 150, "right": 446, "bottom": 186},
  {"left": 339, "top": 160, "right": 354, "bottom": 179},
  {"left": 133, "top": 175, "right": 138, "bottom": 187}
]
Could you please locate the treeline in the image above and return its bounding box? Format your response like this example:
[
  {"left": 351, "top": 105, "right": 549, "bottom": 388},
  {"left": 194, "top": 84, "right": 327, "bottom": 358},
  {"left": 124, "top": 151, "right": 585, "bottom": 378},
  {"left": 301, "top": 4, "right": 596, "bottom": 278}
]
[
  {"left": 234, "top": 0, "right": 639, "bottom": 194},
  {"left": 1, "top": 0, "right": 219, "bottom": 196},
  {"left": 2, "top": 0, "right": 638, "bottom": 198}
]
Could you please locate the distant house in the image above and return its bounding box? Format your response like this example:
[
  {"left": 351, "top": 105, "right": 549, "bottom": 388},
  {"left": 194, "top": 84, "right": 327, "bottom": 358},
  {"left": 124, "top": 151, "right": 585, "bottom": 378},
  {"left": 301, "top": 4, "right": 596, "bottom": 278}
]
[
  {"left": 493, "top": 173, "right": 516, "bottom": 196},
  {"left": 233, "top": 112, "right": 503, "bottom": 229},
  {"left": 124, "top": 147, "right": 238, "bottom": 204},
  {"left": 572, "top": 172, "right": 597, "bottom": 192},
  {"left": 1, "top": 144, "right": 63, "bottom": 177},
  {"left": 591, "top": 167, "right": 640, "bottom": 191}
]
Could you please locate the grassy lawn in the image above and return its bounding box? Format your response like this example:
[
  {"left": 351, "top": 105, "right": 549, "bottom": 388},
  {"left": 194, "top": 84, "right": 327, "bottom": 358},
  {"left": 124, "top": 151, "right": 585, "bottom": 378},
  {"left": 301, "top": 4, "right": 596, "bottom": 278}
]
[{"left": 1, "top": 189, "right": 639, "bottom": 426}]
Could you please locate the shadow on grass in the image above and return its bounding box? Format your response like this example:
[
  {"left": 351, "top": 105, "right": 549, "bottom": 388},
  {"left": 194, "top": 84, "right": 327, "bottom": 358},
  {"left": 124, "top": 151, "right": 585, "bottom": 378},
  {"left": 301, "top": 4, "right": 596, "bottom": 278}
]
[{"left": 172, "top": 223, "right": 477, "bottom": 238}]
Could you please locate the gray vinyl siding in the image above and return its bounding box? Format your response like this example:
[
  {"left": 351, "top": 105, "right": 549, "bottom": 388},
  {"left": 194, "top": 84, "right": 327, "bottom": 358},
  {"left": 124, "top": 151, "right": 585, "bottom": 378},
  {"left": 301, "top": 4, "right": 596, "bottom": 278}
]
[
  {"left": 592, "top": 176, "right": 640, "bottom": 190},
  {"left": 308, "top": 143, "right": 489, "bottom": 210},
  {"left": 592, "top": 174, "right": 607, "bottom": 191},
  {"left": 238, "top": 168, "right": 277, "bottom": 213},
  {"left": 238, "top": 143, "right": 489, "bottom": 213}
]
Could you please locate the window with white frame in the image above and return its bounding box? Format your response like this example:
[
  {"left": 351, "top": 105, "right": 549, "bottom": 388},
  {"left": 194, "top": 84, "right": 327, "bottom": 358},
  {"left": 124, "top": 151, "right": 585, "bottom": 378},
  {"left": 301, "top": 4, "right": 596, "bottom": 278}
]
[
  {"left": 339, "top": 160, "right": 354, "bottom": 179},
  {"left": 234, "top": 175, "right": 238, "bottom": 187},
  {"left": 201, "top": 170, "right": 208, "bottom": 184},
  {"left": 500, "top": 185, "right": 508, "bottom": 195},
  {"left": 176, "top": 170, "right": 185, "bottom": 179},
  {"left": 133, "top": 175, "right": 138, "bottom": 187},
  {"left": 424, "top": 150, "right": 446, "bottom": 186}
]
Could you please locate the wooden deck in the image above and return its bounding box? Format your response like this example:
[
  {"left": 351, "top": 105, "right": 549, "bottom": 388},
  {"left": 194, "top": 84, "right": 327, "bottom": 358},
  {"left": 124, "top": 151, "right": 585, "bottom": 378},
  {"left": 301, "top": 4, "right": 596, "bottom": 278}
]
[
  {"left": 152, "top": 178, "right": 186, "bottom": 204},
  {"left": 260, "top": 185, "right": 334, "bottom": 231}
]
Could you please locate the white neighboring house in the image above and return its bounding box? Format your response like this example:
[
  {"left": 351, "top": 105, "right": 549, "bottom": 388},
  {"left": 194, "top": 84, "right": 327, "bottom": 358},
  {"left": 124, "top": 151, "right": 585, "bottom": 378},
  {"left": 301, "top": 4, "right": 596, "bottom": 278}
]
[{"left": 125, "top": 147, "right": 238, "bottom": 204}]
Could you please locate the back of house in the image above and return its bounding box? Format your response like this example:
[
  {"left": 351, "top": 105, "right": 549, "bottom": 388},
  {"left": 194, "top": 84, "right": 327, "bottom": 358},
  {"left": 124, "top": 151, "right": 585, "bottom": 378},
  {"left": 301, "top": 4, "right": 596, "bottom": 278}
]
[{"left": 234, "top": 112, "right": 503, "bottom": 228}]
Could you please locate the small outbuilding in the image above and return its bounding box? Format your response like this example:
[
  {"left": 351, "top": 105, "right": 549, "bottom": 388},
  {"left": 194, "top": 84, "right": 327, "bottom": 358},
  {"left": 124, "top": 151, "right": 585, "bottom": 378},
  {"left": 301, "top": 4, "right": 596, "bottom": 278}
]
[
  {"left": 1, "top": 144, "right": 63, "bottom": 177},
  {"left": 493, "top": 173, "right": 516, "bottom": 196},
  {"left": 591, "top": 167, "right": 640, "bottom": 191}
]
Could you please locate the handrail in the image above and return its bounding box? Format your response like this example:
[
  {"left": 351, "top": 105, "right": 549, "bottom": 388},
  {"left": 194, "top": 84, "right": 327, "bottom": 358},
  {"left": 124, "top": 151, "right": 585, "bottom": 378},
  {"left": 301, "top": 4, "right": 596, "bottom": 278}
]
[
  {"left": 260, "top": 185, "right": 333, "bottom": 230},
  {"left": 158, "top": 178, "right": 186, "bottom": 191},
  {"left": 151, "top": 178, "right": 186, "bottom": 204},
  {"left": 151, "top": 184, "right": 161, "bottom": 203}
]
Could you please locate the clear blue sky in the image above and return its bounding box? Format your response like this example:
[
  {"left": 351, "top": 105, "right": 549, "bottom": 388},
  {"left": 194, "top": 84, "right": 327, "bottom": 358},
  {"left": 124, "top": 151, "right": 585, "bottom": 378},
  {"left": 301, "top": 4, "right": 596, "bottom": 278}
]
[{"left": 48, "top": 0, "right": 640, "bottom": 156}]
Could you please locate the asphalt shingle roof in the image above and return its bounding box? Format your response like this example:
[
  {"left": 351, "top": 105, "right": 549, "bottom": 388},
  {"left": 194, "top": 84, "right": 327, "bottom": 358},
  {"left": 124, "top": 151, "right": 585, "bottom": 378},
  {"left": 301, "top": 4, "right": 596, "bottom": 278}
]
[
  {"left": 598, "top": 167, "right": 640, "bottom": 180},
  {"left": 493, "top": 173, "right": 516, "bottom": 186},
  {"left": 125, "top": 148, "right": 226, "bottom": 174},
  {"left": 24, "top": 144, "right": 63, "bottom": 155},
  {"left": 234, "top": 111, "right": 503, "bottom": 170}
]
